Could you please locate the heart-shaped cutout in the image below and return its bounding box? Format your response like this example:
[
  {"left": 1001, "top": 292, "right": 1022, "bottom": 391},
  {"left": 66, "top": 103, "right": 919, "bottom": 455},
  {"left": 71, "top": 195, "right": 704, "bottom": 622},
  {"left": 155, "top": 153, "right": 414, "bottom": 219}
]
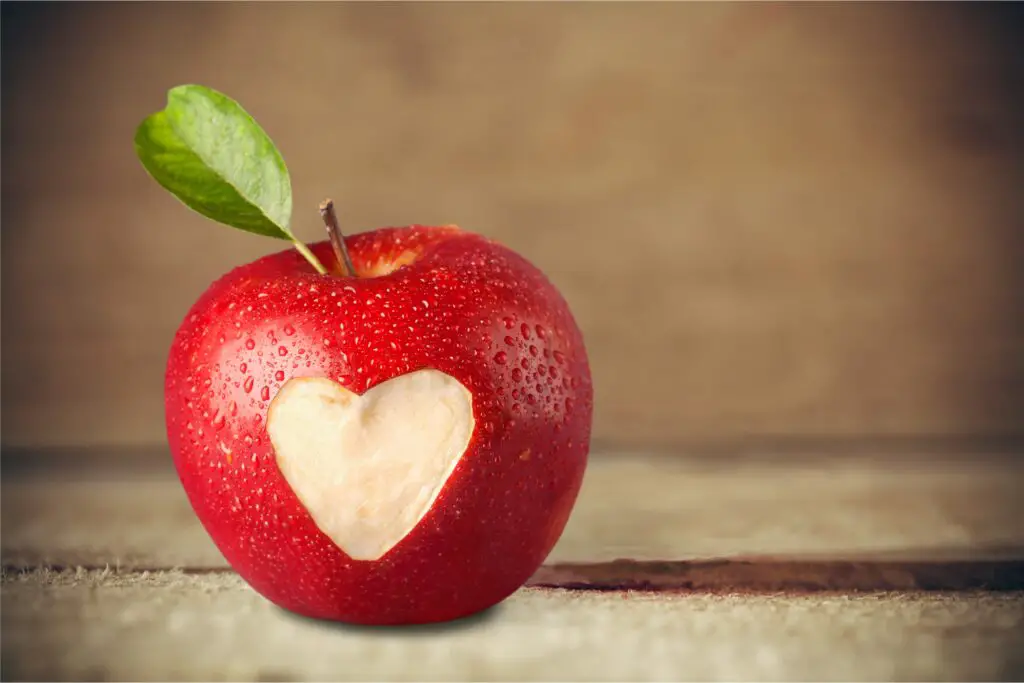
[{"left": 267, "top": 369, "right": 475, "bottom": 561}]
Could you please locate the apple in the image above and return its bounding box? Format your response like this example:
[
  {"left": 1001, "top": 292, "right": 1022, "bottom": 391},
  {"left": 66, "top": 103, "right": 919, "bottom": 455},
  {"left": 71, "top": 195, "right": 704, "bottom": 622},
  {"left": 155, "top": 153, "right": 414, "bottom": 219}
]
[
  {"left": 136, "top": 84, "right": 594, "bottom": 624},
  {"left": 164, "top": 225, "right": 593, "bottom": 624}
]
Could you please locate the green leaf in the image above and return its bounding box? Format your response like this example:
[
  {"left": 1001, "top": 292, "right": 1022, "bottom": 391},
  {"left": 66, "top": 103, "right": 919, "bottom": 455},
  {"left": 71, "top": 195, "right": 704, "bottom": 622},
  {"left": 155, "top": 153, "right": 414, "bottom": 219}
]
[{"left": 134, "top": 85, "right": 294, "bottom": 240}]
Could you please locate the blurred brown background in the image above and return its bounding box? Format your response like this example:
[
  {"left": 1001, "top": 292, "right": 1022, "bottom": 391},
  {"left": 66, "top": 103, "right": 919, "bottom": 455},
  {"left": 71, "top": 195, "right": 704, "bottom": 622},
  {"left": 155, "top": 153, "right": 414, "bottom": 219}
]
[{"left": 2, "top": 2, "right": 1022, "bottom": 454}]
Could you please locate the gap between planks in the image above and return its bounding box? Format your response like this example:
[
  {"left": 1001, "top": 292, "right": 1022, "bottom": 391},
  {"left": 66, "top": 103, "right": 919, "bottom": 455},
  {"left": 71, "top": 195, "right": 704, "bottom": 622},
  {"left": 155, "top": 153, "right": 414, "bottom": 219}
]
[{"left": 5, "top": 558, "right": 1024, "bottom": 593}]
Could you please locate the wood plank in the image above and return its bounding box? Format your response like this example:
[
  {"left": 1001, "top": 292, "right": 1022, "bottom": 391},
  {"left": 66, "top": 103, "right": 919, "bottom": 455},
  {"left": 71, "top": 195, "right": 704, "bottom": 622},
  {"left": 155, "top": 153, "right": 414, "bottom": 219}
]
[
  {"left": 4, "top": 452, "right": 1023, "bottom": 570},
  {"left": 2, "top": 3, "right": 1023, "bottom": 448},
  {"left": 3, "top": 569, "right": 1022, "bottom": 681}
]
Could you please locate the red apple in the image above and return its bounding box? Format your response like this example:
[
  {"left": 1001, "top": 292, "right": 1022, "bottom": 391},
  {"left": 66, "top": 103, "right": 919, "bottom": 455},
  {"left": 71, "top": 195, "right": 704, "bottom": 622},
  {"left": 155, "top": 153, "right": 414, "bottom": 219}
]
[{"left": 165, "top": 225, "right": 593, "bottom": 625}]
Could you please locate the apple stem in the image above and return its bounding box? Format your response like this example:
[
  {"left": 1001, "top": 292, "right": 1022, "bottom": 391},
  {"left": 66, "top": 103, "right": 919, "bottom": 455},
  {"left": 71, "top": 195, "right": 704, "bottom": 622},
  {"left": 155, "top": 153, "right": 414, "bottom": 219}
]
[
  {"left": 319, "top": 199, "right": 357, "bottom": 277},
  {"left": 292, "top": 240, "right": 328, "bottom": 275}
]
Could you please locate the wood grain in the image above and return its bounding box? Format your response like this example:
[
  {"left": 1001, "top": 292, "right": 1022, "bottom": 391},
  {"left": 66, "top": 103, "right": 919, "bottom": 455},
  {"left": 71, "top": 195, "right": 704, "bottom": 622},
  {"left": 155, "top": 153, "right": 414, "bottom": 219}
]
[
  {"left": 2, "top": 3, "right": 1022, "bottom": 449},
  {"left": 4, "top": 450, "right": 1022, "bottom": 569},
  {"left": 5, "top": 573, "right": 1022, "bottom": 681}
]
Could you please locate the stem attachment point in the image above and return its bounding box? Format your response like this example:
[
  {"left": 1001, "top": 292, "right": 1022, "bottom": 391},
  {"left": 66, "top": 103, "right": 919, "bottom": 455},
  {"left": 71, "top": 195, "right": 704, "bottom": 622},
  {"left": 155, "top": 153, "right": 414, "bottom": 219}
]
[{"left": 319, "top": 199, "right": 356, "bottom": 277}]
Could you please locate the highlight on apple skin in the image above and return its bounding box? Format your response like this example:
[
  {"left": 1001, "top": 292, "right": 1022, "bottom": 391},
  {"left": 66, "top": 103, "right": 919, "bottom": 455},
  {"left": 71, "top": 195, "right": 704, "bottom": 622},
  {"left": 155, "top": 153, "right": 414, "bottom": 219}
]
[{"left": 164, "top": 226, "right": 594, "bottom": 624}]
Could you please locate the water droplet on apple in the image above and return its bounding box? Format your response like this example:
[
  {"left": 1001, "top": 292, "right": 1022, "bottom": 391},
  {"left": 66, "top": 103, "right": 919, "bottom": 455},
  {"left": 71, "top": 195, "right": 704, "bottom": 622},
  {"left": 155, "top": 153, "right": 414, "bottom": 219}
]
[
  {"left": 529, "top": 345, "right": 538, "bottom": 357},
  {"left": 229, "top": 401, "right": 238, "bottom": 416},
  {"left": 520, "top": 323, "right": 531, "bottom": 340},
  {"left": 538, "top": 365, "right": 547, "bottom": 376},
  {"left": 275, "top": 370, "right": 285, "bottom": 382},
  {"left": 549, "top": 366, "right": 558, "bottom": 378},
  {"left": 520, "top": 358, "right": 529, "bottom": 370},
  {"left": 261, "top": 386, "right": 271, "bottom": 401},
  {"left": 526, "top": 393, "right": 537, "bottom": 405},
  {"left": 503, "top": 316, "right": 515, "bottom": 330},
  {"left": 278, "top": 346, "right": 288, "bottom": 356},
  {"left": 553, "top": 351, "right": 565, "bottom": 365},
  {"left": 565, "top": 398, "right": 574, "bottom": 413},
  {"left": 504, "top": 336, "right": 515, "bottom": 346},
  {"left": 239, "top": 362, "right": 247, "bottom": 374},
  {"left": 535, "top": 325, "right": 546, "bottom": 340},
  {"left": 243, "top": 377, "right": 254, "bottom": 393},
  {"left": 511, "top": 368, "right": 523, "bottom": 382},
  {"left": 245, "top": 339, "right": 256, "bottom": 350},
  {"left": 212, "top": 412, "right": 226, "bottom": 430},
  {"left": 494, "top": 351, "right": 508, "bottom": 365},
  {"left": 283, "top": 324, "right": 295, "bottom": 336}
]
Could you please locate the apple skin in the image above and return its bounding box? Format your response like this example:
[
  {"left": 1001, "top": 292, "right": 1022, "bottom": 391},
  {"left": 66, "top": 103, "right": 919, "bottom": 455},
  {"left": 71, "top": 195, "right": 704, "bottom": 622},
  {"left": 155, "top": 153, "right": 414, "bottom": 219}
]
[{"left": 165, "top": 226, "right": 593, "bottom": 625}]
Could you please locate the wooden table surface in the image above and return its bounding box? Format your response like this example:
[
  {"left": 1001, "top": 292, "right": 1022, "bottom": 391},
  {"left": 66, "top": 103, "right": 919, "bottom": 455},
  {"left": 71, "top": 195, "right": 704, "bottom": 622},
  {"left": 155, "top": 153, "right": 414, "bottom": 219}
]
[{"left": 3, "top": 450, "right": 1023, "bottom": 681}]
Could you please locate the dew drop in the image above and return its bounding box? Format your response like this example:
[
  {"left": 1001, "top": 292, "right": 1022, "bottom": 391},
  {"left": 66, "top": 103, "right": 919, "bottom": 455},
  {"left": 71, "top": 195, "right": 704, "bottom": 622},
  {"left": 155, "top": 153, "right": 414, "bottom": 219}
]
[
  {"left": 229, "top": 401, "right": 238, "bottom": 416},
  {"left": 553, "top": 351, "right": 565, "bottom": 365},
  {"left": 275, "top": 370, "right": 285, "bottom": 382},
  {"left": 502, "top": 316, "right": 515, "bottom": 330},
  {"left": 511, "top": 368, "right": 523, "bottom": 382},
  {"left": 535, "top": 325, "right": 546, "bottom": 340},
  {"left": 504, "top": 336, "right": 515, "bottom": 346},
  {"left": 538, "top": 365, "right": 547, "bottom": 376},
  {"left": 261, "top": 386, "right": 271, "bottom": 401},
  {"left": 245, "top": 339, "right": 256, "bottom": 350},
  {"left": 239, "top": 362, "right": 247, "bottom": 374},
  {"left": 526, "top": 393, "right": 537, "bottom": 405},
  {"left": 212, "top": 412, "right": 226, "bottom": 430},
  {"left": 283, "top": 324, "right": 296, "bottom": 336},
  {"left": 278, "top": 346, "right": 288, "bottom": 356},
  {"left": 494, "top": 351, "right": 508, "bottom": 365},
  {"left": 529, "top": 345, "right": 538, "bottom": 357},
  {"left": 520, "top": 323, "right": 531, "bottom": 340},
  {"left": 243, "top": 377, "right": 255, "bottom": 393}
]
